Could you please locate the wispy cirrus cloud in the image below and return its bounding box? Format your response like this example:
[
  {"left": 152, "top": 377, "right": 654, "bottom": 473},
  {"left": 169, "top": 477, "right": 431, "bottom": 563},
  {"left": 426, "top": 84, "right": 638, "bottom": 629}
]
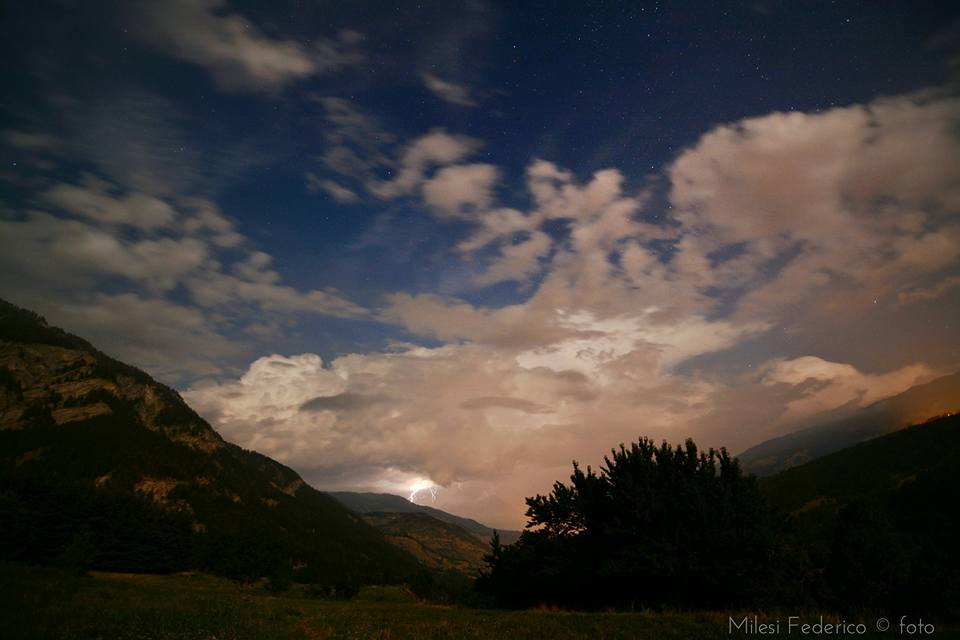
[
  {"left": 0, "top": 173, "right": 366, "bottom": 381},
  {"left": 421, "top": 73, "right": 477, "bottom": 107}
]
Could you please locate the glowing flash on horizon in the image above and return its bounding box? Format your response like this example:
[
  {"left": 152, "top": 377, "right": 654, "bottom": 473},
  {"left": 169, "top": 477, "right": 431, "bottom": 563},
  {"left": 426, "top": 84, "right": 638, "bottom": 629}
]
[{"left": 408, "top": 478, "right": 439, "bottom": 503}]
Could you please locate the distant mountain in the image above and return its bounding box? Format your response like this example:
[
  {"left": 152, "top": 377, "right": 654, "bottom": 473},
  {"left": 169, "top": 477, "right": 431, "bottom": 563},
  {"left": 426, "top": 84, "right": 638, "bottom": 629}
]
[
  {"left": 738, "top": 371, "right": 960, "bottom": 475},
  {"left": 361, "top": 511, "right": 490, "bottom": 577},
  {"left": 759, "top": 413, "right": 960, "bottom": 514},
  {"left": 328, "top": 491, "right": 522, "bottom": 545},
  {"left": 0, "top": 298, "right": 421, "bottom": 585}
]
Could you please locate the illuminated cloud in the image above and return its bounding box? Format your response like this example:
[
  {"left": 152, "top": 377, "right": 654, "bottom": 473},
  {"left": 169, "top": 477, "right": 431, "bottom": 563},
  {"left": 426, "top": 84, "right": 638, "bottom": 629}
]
[
  {"left": 472, "top": 231, "right": 552, "bottom": 286},
  {"left": 184, "top": 344, "right": 719, "bottom": 527},
  {"left": 0, "top": 176, "right": 366, "bottom": 381},
  {"left": 306, "top": 174, "right": 360, "bottom": 203},
  {"left": 668, "top": 92, "right": 960, "bottom": 322},
  {"left": 422, "top": 163, "right": 498, "bottom": 216},
  {"left": 368, "top": 130, "right": 482, "bottom": 199},
  {"left": 185, "top": 87, "right": 960, "bottom": 527},
  {"left": 130, "top": 0, "right": 363, "bottom": 91},
  {"left": 761, "top": 356, "right": 939, "bottom": 417},
  {"left": 421, "top": 73, "right": 477, "bottom": 107},
  {"left": 42, "top": 177, "right": 176, "bottom": 230}
]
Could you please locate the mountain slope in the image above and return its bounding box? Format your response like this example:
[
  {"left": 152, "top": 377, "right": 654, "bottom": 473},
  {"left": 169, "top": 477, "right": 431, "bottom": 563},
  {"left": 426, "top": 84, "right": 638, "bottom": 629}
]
[
  {"left": 738, "top": 371, "right": 960, "bottom": 475},
  {"left": 0, "top": 298, "right": 421, "bottom": 584},
  {"left": 759, "top": 413, "right": 960, "bottom": 515},
  {"left": 328, "top": 491, "right": 522, "bottom": 544},
  {"left": 757, "top": 414, "right": 960, "bottom": 614},
  {"left": 361, "top": 511, "right": 490, "bottom": 576}
]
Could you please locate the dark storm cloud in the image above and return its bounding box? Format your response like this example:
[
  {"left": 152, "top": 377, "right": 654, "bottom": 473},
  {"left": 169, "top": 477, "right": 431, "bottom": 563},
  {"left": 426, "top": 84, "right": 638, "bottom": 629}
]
[{"left": 300, "top": 392, "right": 385, "bottom": 413}]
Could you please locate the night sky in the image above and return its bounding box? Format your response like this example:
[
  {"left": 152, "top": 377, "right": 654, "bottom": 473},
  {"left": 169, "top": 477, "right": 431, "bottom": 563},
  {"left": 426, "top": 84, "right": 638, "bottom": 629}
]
[{"left": 2, "top": 0, "right": 959, "bottom": 527}]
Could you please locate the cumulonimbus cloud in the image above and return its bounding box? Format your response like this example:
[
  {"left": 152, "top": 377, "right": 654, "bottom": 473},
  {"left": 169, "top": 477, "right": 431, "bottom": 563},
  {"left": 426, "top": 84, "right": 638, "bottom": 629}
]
[{"left": 185, "top": 88, "right": 960, "bottom": 528}]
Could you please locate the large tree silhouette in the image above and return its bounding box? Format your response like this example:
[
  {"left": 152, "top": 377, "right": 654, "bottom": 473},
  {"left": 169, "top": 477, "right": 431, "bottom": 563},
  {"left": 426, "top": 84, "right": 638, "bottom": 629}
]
[{"left": 478, "top": 437, "right": 783, "bottom": 609}]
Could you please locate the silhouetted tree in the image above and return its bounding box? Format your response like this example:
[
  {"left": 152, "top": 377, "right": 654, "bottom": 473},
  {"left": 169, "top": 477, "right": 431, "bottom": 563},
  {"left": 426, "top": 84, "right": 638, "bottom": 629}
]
[{"left": 478, "top": 437, "right": 784, "bottom": 609}]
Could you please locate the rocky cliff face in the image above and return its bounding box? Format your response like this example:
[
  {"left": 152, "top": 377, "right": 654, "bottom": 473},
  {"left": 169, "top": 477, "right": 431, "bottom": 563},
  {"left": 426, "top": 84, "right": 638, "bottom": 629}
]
[{"left": 0, "top": 339, "right": 222, "bottom": 453}]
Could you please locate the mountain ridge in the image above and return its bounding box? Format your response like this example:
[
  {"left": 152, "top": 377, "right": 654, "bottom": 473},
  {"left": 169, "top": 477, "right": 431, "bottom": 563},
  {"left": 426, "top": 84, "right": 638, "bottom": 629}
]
[
  {"left": 755, "top": 413, "right": 960, "bottom": 615},
  {"left": 360, "top": 511, "right": 491, "bottom": 576},
  {"left": 738, "top": 371, "right": 960, "bottom": 475},
  {"left": 328, "top": 491, "right": 522, "bottom": 545}
]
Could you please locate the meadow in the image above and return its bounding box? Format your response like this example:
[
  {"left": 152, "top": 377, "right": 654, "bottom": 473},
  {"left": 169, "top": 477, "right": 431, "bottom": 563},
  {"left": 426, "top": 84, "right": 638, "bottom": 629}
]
[{"left": 3, "top": 563, "right": 955, "bottom": 640}]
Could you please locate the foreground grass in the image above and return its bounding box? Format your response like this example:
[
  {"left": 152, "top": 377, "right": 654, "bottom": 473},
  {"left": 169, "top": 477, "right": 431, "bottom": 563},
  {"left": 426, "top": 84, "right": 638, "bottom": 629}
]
[{"left": 1, "top": 564, "right": 955, "bottom": 639}]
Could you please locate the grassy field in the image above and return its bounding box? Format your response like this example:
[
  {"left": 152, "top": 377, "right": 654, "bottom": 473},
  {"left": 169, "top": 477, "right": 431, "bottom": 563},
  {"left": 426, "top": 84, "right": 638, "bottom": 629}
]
[{"left": 1, "top": 564, "right": 955, "bottom": 640}]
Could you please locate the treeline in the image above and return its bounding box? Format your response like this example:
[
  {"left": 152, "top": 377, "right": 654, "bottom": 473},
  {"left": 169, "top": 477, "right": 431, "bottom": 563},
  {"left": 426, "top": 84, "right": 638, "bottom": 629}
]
[
  {"left": 476, "top": 422, "right": 960, "bottom": 618},
  {"left": 0, "top": 468, "right": 443, "bottom": 602},
  {"left": 0, "top": 470, "right": 291, "bottom": 580},
  {"left": 0, "top": 473, "right": 191, "bottom": 573},
  {"left": 0, "top": 411, "right": 422, "bottom": 590}
]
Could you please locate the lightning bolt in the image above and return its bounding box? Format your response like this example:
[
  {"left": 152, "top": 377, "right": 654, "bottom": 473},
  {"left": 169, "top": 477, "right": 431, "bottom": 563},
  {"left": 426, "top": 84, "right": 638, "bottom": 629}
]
[{"left": 408, "top": 479, "right": 439, "bottom": 503}]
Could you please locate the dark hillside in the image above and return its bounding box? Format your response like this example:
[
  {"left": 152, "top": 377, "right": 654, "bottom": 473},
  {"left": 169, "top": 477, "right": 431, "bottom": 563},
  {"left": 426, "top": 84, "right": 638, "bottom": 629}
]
[
  {"left": 0, "top": 298, "right": 421, "bottom": 586},
  {"left": 761, "top": 413, "right": 960, "bottom": 512},
  {"left": 759, "top": 414, "right": 960, "bottom": 616},
  {"left": 328, "top": 491, "right": 522, "bottom": 544},
  {"left": 362, "top": 511, "right": 490, "bottom": 576}
]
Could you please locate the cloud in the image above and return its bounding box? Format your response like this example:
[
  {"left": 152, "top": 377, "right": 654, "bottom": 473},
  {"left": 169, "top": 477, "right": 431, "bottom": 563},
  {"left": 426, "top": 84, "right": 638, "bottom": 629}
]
[
  {"left": 180, "top": 198, "right": 246, "bottom": 248},
  {"left": 368, "top": 129, "right": 481, "bottom": 199},
  {"left": 186, "top": 344, "right": 943, "bottom": 528},
  {"left": 381, "top": 293, "right": 575, "bottom": 349},
  {"left": 0, "top": 175, "right": 366, "bottom": 380},
  {"left": 457, "top": 208, "right": 536, "bottom": 252},
  {"left": 0, "top": 211, "right": 208, "bottom": 292},
  {"left": 227, "top": 89, "right": 955, "bottom": 527},
  {"left": 42, "top": 176, "right": 176, "bottom": 230},
  {"left": 37, "top": 294, "right": 241, "bottom": 382},
  {"left": 10, "top": 71, "right": 958, "bottom": 530},
  {"left": 1, "top": 129, "right": 59, "bottom": 150},
  {"left": 527, "top": 162, "right": 629, "bottom": 223},
  {"left": 472, "top": 231, "right": 552, "bottom": 286},
  {"left": 55, "top": 91, "right": 264, "bottom": 197},
  {"left": 178, "top": 88, "right": 960, "bottom": 528},
  {"left": 184, "top": 344, "right": 678, "bottom": 527},
  {"left": 668, "top": 92, "right": 960, "bottom": 323},
  {"left": 309, "top": 115, "right": 490, "bottom": 218},
  {"left": 130, "top": 0, "right": 362, "bottom": 91},
  {"left": 761, "top": 356, "right": 939, "bottom": 418},
  {"left": 306, "top": 173, "right": 360, "bottom": 203},
  {"left": 513, "top": 310, "right": 766, "bottom": 383},
  {"left": 172, "top": 343, "right": 707, "bottom": 526},
  {"left": 301, "top": 393, "right": 385, "bottom": 412},
  {"left": 314, "top": 97, "right": 396, "bottom": 182},
  {"left": 897, "top": 275, "right": 960, "bottom": 305},
  {"left": 185, "top": 354, "right": 345, "bottom": 460},
  {"left": 459, "top": 396, "right": 554, "bottom": 414},
  {"left": 184, "top": 269, "right": 366, "bottom": 318},
  {"left": 422, "top": 163, "right": 498, "bottom": 216},
  {"left": 421, "top": 73, "right": 477, "bottom": 106}
]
